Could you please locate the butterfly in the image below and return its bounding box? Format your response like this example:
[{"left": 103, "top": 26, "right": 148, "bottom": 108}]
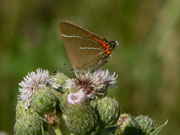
[{"left": 60, "top": 21, "right": 118, "bottom": 72}]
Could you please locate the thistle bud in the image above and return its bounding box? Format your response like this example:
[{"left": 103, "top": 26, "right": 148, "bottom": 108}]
[
  {"left": 115, "top": 113, "right": 141, "bottom": 135},
  {"left": 64, "top": 103, "right": 98, "bottom": 135},
  {"left": 15, "top": 100, "right": 34, "bottom": 120},
  {"left": 91, "top": 96, "right": 120, "bottom": 125},
  {"left": 31, "top": 87, "right": 57, "bottom": 114},
  {"left": 60, "top": 88, "right": 98, "bottom": 134},
  {"left": 135, "top": 115, "right": 156, "bottom": 135},
  {"left": 14, "top": 111, "right": 42, "bottom": 135},
  {"left": 51, "top": 71, "right": 68, "bottom": 92},
  {"left": 59, "top": 91, "right": 69, "bottom": 114}
]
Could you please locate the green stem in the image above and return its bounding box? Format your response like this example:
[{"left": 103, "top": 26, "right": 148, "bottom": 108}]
[
  {"left": 53, "top": 127, "right": 62, "bottom": 135},
  {"left": 94, "top": 124, "right": 105, "bottom": 135},
  {"left": 52, "top": 116, "right": 63, "bottom": 135}
]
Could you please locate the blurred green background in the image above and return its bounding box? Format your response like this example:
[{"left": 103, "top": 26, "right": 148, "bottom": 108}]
[{"left": 0, "top": 0, "right": 180, "bottom": 134}]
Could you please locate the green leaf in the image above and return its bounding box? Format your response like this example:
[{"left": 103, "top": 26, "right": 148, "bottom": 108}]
[
  {"left": 104, "top": 124, "right": 120, "bottom": 134},
  {"left": 150, "top": 120, "right": 168, "bottom": 135}
]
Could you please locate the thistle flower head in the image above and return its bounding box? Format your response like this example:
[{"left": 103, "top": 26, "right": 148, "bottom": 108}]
[
  {"left": 18, "top": 68, "right": 58, "bottom": 108},
  {"left": 67, "top": 90, "right": 87, "bottom": 105},
  {"left": 91, "top": 69, "right": 118, "bottom": 89},
  {"left": 66, "top": 69, "right": 118, "bottom": 99}
]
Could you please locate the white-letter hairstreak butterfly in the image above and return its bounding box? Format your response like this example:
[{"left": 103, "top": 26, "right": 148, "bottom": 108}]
[{"left": 60, "top": 21, "right": 118, "bottom": 72}]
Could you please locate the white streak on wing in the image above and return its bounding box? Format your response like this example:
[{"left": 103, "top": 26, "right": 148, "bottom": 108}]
[
  {"left": 80, "top": 47, "right": 102, "bottom": 51},
  {"left": 98, "top": 59, "right": 103, "bottom": 65},
  {"left": 99, "top": 51, "right": 104, "bottom": 55},
  {"left": 61, "top": 34, "right": 81, "bottom": 39}
]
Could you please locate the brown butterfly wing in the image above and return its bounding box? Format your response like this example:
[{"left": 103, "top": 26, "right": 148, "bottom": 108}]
[{"left": 60, "top": 21, "right": 108, "bottom": 71}]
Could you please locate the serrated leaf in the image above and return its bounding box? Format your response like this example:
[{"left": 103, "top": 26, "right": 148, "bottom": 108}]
[{"left": 150, "top": 120, "right": 168, "bottom": 135}]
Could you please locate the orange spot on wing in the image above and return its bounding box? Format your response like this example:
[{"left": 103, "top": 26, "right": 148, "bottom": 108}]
[{"left": 94, "top": 37, "right": 111, "bottom": 56}]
